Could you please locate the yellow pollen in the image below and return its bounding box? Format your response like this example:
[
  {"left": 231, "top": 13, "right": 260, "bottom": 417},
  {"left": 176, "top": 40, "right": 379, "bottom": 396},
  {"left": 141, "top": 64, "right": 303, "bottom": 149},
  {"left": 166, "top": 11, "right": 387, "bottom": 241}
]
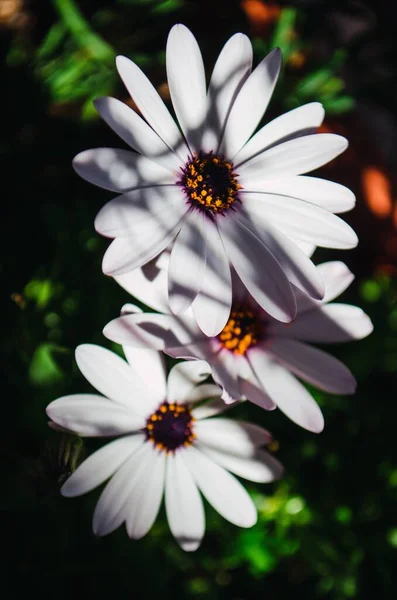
[
  {"left": 180, "top": 152, "right": 241, "bottom": 215},
  {"left": 218, "top": 305, "right": 264, "bottom": 355}
]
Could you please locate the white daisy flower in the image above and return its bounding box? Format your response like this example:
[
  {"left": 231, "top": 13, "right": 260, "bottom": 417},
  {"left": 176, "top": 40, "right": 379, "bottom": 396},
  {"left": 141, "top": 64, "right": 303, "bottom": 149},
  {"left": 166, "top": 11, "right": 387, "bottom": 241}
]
[
  {"left": 73, "top": 24, "right": 358, "bottom": 336},
  {"left": 103, "top": 253, "right": 373, "bottom": 433},
  {"left": 46, "top": 344, "right": 283, "bottom": 551}
]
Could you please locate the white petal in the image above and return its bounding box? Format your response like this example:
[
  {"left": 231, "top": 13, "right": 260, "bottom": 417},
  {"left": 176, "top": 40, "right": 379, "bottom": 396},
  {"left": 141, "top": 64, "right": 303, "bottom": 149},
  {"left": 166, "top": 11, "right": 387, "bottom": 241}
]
[
  {"left": 101, "top": 227, "right": 180, "bottom": 277},
  {"left": 125, "top": 449, "right": 166, "bottom": 539},
  {"left": 94, "top": 97, "right": 181, "bottom": 172},
  {"left": 120, "top": 303, "right": 143, "bottom": 314},
  {"left": 202, "top": 33, "right": 253, "bottom": 152},
  {"left": 293, "top": 261, "right": 355, "bottom": 314},
  {"left": 168, "top": 210, "right": 207, "bottom": 314},
  {"left": 167, "top": 360, "right": 211, "bottom": 404},
  {"left": 116, "top": 55, "right": 189, "bottom": 162},
  {"left": 318, "top": 261, "right": 355, "bottom": 303},
  {"left": 46, "top": 394, "right": 145, "bottom": 437},
  {"left": 276, "top": 303, "right": 374, "bottom": 343},
  {"left": 61, "top": 434, "right": 144, "bottom": 497},
  {"left": 240, "top": 193, "right": 358, "bottom": 249},
  {"left": 235, "top": 102, "right": 325, "bottom": 166},
  {"left": 192, "top": 396, "right": 237, "bottom": 420},
  {"left": 72, "top": 148, "right": 174, "bottom": 192},
  {"left": 238, "top": 210, "right": 324, "bottom": 299},
  {"left": 239, "top": 373, "right": 276, "bottom": 411},
  {"left": 198, "top": 444, "right": 283, "bottom": 483},
  {"left": 248, "top": 350, "right": 324, "bottom": 433},
  {"left": 165, "top": 451, "right": 205, "bottom": 551},
  {"left": 240, "top": 175, "right": 356, "bottom": 214},
  {"left": 269, "top": 338, "right": 356, "bottom": 394},
  {"left": 184, "top": 446, "right": 257, "bottom": 527},
  {"left": 166, "top": 24, "right": 207, "bottom": 152},
  {"left": 122, "top": 346, "right": 167, "bottom": 408},
  {"left": 75, "top": 344, "right": 153, "bottom": 414},
  {"left": 292, "top": 240, "right": 316, "bottom": 257},
  {"left": 219, "top": 48, "right": 281, "bottom": 159},
  {"left": 192, "top": 219, "right": 232, "bottom": 336},
  {"left": 210, "top": 348, "right": 243, "bottom": 402},
  {"left": 93, "top": 442, "right": 153, "bottom": 536},
  {"left": 103, "top": 312, "right": 202, "bottom": 350},
  {"left": 95, "top": 185, "right": 186, "bottom": 238},
  {"left": 115, "top": 255, "right": 171, "bottom": 314},
  {"left": 239, "top": 133, "right": 348, "bottom": 180},
  {"left": 194, "top": 418, "right": 272, "bottom": 455},
  {"left": 187, "top": 383, "right": 222, "bottom": 406},
  {"left": 219, "top": 216, "right": 296, "bottom": 322}
]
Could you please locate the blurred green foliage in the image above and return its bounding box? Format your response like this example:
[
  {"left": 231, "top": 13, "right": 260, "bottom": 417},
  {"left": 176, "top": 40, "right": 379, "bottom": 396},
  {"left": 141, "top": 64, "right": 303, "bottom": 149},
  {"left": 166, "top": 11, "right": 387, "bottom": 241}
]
[{"left": 3, "top": 1, "right": 396, "bottom": 599}]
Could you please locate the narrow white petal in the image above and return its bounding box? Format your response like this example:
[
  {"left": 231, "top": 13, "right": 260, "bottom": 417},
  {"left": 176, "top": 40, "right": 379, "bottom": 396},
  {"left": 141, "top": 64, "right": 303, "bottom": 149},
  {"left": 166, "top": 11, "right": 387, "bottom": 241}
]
[
  {"left": 248, "top": 350, "right": 324, "bottom": 433},
  {"left": 184, "top": 446, "right": 257, "bottom": 527},
  {"left": 198, "top": 444, "right": 283, "bottom": 483},
  {"left": 241, "top": 175, "right": 355, "bottom": 214},
  {"left": 61, "top": 434, "right": 144, "bottom": 497},
  {"left": 240, "top": 193, "right": 358, "bottom": 249},
  {"left": 318, "top": 261, "right": 355, "bottom": 303},
  {"left": 167, "top": 360, "right": 211, "bottom": 404},
  {"left": 102, "top": 228, "right": 180, "bottom": 277},
  {"left": 239, "top": 133, "right": 348, "bottom": 180},
  {"left": 93, "top": 443, "right": 153, "bottom": 536},
  {"left": 166, "top": 24, "right": 207, "bottom": 152},
  {"left": 269, "top": 338, "right": 356, "bottom": 394},
  {"left": 168, "top": 210, "right": 207, "bottom": 314},
  {"left": 235, "top": 102, "right": 325, "bottom": 166},
  {"left": 238, "top": 210, "right": 324, "bottom": 299},
  {"left": 104, "top": 312, "right": 203, "bottom": 350},
  {"left": 72, "top": 148, "right": 174, "bottom": 192},
  {"left": 187, "top": 383, "right": 222, "bottom": 406},
  {"left": 94, "top": 97, "right": 181, "bottom": 172},
  {"left": 195, "top": 418, "right": 272, "bottom": 455},
  {"left": 115, "top": 254, "right": 171, "bottom": 314},
  {"left": 125, "top": 449, "right": 166, "bottom": 539},
  {"left": 239, "top": 372, "right": 276, "bottom": 411},
  {"left": 219, "top": 48, "right": 281, "bottom": 159},
  {"left": 192, "top": 396, "right": 237, "bottom": 420},
  {"left": 116, "top": 55, "right": 189, "bottom": 162},
  {"left": 210, "top": 349, "right": 243, "bottom": 402},
  {"left": 95, "top": 185, "right": 186, "bottom": 239},
  {"left": 292, "top": 240, "right": 316, "bottom": 257},
  {"left": 192, "top": 219, "right": 232, "bottom": 336},
  {"left": 46, "top": 394, "right": 146, "bottom": 437},
  {"left": 293, "top": 261, "right": 355, "bottom": 315},
  {"left": 276, "top": 303, "right": 374, "bottom": 343},
  {"left": 219, "top": 216, "right": 296, "bottom": 322},
  {"left": 122, "top": 347, "right": 167, "bottom": 409},
  {"left": 202, "top": 33, "right": 253, "bottom": 151},
  {"left": 75, "top": 344, "right": 153, "bottom": 414},
  {"left": 165, "top": 452, "right": 205, "bottom": 551}
]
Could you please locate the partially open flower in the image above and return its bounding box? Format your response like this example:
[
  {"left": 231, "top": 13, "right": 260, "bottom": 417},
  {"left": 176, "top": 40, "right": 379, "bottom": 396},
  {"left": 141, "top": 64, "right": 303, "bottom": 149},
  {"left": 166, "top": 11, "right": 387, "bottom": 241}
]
[{"left": 104, "top": 252, "right": 373, "bottom": 433}]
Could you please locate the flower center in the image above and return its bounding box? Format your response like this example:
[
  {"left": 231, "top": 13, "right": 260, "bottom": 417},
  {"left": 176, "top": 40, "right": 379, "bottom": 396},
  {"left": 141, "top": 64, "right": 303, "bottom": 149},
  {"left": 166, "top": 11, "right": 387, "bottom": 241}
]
[
  {"left": 179, "top": 151, "right": 241, "bottom": 216},
  {"left": 218, "top": 304, "right": 264, "bottom": 355},
  {"left": 145, "top": 401, "right": 195, "bottom": 452}
]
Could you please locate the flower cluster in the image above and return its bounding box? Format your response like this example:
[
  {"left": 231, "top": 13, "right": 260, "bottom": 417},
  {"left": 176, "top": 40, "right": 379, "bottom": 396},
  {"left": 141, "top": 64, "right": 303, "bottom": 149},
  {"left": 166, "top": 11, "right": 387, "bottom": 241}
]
[{"left": 47, "top": 24, "right": 372, "bottom": 551}]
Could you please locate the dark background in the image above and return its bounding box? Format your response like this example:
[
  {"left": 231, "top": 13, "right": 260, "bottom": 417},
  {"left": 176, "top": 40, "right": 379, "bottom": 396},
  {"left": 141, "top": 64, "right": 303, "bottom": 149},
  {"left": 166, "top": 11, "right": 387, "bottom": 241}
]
[{"left": 2, "top": 1, "right": 397, "bottom": 598}]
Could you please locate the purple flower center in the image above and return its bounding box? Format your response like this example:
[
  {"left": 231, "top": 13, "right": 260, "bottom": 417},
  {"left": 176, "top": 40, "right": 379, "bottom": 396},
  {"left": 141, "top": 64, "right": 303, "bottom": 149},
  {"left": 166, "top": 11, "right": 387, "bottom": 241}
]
[
  {"left": 178, "top": 151, "right": 241, "bottom": 216},
  {"left": 145, "top": 401, "right": 195, "bottom": 452}
]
